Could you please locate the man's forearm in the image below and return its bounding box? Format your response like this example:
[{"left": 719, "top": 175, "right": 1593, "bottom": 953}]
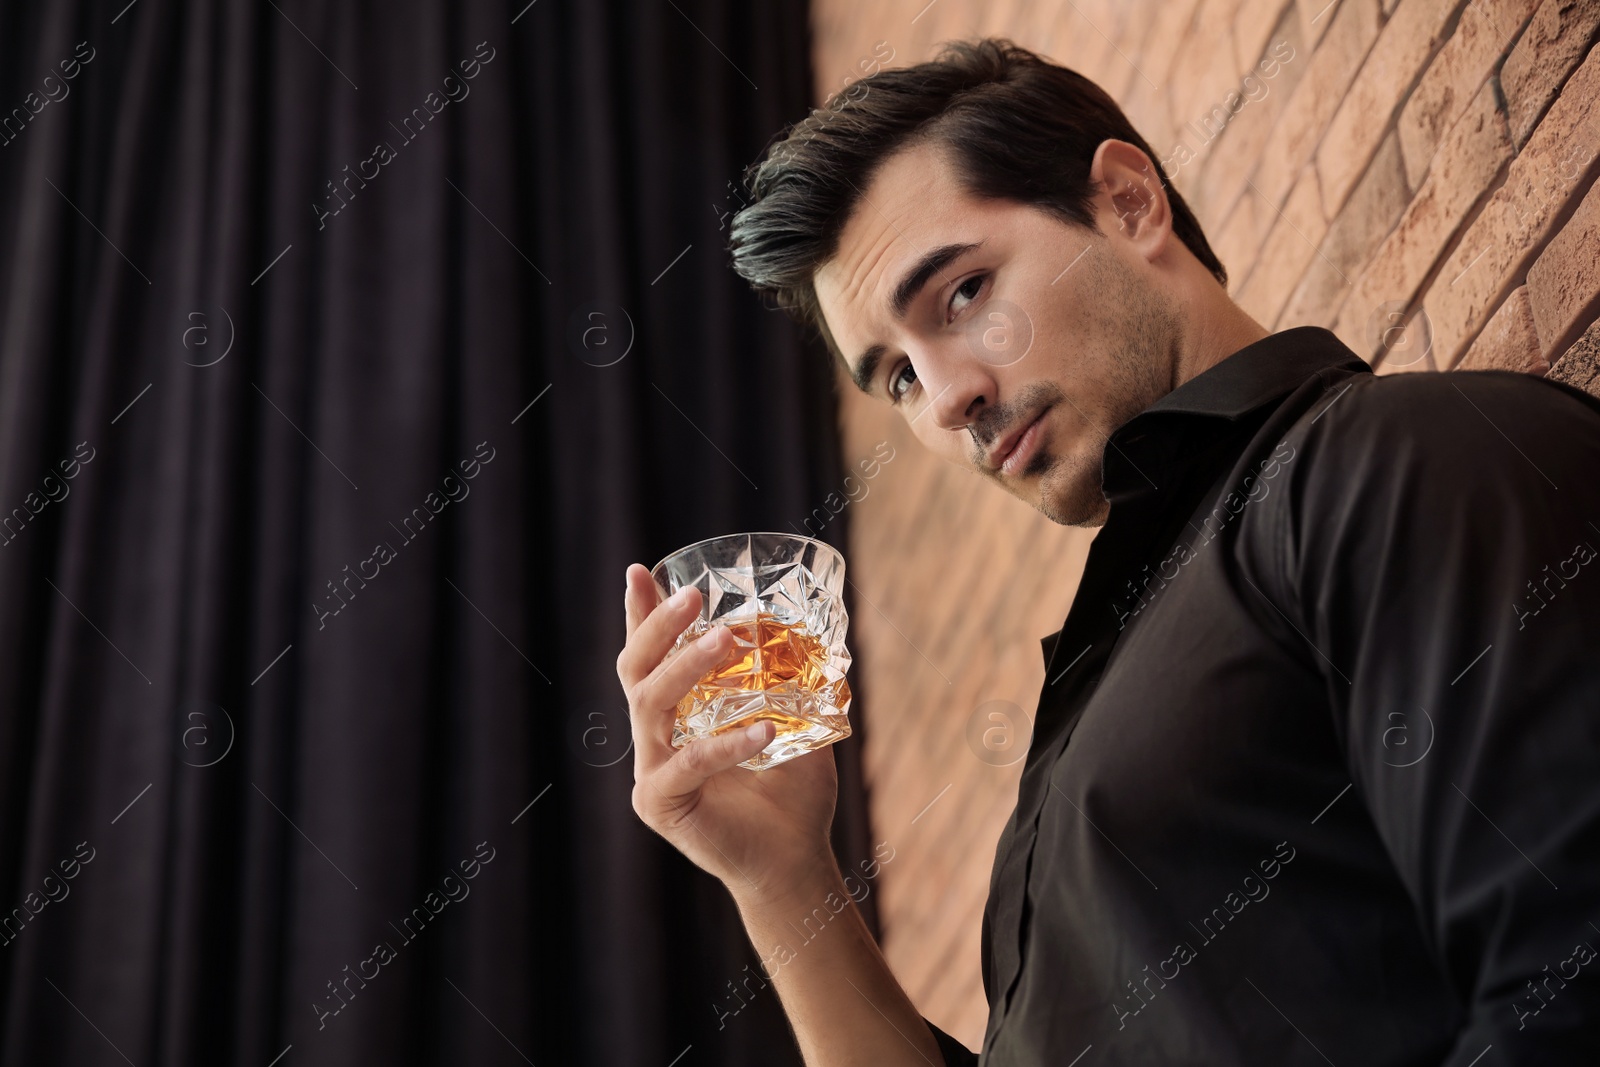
[{"left": 730, "top": 854, "right": 945, "bottom": 1066}]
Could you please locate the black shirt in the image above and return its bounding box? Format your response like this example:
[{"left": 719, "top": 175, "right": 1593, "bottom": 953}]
[{"left": 924, "top": 327, "right": 1600, "bottom": 1066}]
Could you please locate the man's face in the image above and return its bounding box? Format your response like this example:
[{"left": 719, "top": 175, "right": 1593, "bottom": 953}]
[{"left": 813, "top": 138, "right": 1180, "bottom": 528}]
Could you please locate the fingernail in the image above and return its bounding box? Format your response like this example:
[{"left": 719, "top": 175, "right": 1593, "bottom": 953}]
[
  {"left": 696, "top": 628, "right": 722, "bottom": 650},
  {"left": 745, "top": 722, "right": 768, "bottom": 743},
  {"left": 672, "top": 586, "right": 693, "bottom": 606}
]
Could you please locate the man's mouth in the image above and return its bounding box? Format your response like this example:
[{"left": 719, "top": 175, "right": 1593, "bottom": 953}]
[{"left": 987, "top": 406, "right": 1050, "bottom": 475}]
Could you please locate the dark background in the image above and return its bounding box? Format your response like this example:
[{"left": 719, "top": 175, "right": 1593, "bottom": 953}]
[{"left": 0, "top": 1, "right": 877, "bottom": 1063}]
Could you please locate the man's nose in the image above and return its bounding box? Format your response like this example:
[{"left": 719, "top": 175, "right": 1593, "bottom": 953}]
[{"left": 919, "top": 348, "right": 996, "bottom": 434}]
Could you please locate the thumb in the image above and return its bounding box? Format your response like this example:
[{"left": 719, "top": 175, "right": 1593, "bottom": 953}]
[{"left": 656, "top": 719, "right": 776, "bottom": 797}]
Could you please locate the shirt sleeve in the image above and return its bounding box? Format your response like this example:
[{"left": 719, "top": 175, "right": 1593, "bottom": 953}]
[
  {"left": 1271, "top": 370, "right": 1600, "bottom": 1062},
  {"left": 924, "top": 1017, "right": 979, "bottom": 1066}
]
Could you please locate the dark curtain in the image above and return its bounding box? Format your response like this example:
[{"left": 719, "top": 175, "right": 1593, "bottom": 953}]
[{"left": 0, "top": 2, "right": 876, "bottom": 1064}]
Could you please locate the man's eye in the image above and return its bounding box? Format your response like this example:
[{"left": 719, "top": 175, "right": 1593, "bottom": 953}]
[
  {"left": 889, "top": 361, "right": 918, "bottom": 403},
  {"left": 948, "top": 274, "right": 985, "bottom": 320}
]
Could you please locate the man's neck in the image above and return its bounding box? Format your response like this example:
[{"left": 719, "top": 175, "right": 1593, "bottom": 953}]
[{"left": 1170, "top": 293, "right": 1271, "bottom": 393}]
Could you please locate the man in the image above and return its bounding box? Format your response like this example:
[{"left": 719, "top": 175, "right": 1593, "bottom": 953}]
[{"left": 617, "top": 38, "right": 1600, "bottom": 1065}]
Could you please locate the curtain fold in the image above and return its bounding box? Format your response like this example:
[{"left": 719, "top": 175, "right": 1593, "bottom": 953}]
[{"left": 0, "top": 2, "right": 869, "bottom": 1064}]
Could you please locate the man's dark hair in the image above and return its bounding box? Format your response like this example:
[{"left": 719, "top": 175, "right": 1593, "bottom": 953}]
[{"left": 728, "top": 37, "right": 1227, "bottom": 362}]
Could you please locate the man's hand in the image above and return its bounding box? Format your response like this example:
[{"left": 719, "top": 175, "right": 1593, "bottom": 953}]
[
  {"left": 617, "top": 563, "right": 839, "bottom": 904},
  {"left": 618, "top": 562, "right": 952, "bottom": 1065}
]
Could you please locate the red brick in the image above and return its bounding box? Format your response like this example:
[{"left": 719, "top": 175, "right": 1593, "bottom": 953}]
[
  {"left": 1167, "top": 20, "right": 1251, "bottom": 193},
  {"left": 1316, "top": 0, "right": 1467, "bottom": 218},
  {"left": 1374, "top": 304, "right": 1443, "bottom": 371},
  {"left": 1335, "top": 79, "right": 1512, "bottom": 349},
  {"left": 1396, "top": 0, "right": 1541, "bottom": 185},
  {"left": 1548, "top": 311, "right": 1600, "bottom": 394},
  {"left": 1192, "top": 23, "right": 1311, "bottom": 226},
  {"left": 1140, "top": 0, "right": 1208, "bottom": 87},
  {"left": 1502, "top": 0, "right": 1600, "bottom": 148},
  {"left": 1077, "top": 2, "right": 1145, "bottom": 94},
  {"left": 1171, "top": 0, "right": 1247, "bottom": 119},
  {"left": 1423, "top": 43, "right": 1600, "bottom": 364},
  {"left": 1526, "top": 176, "right": 1600, "bottom": 356},
  {"left": 1123, "top": 71, "right": 1180, "bottom": 178},
  {"left": 1333, "top": 312, "right": 1379, "bottom": 360},
  {"left": 1297, "top": 0, "right": 1349, "bottom": 46},
  {"left": 1251, "top": 0, "right": 1382, "bottom": 212},
  {"left": 1210, "top": 186, "right": 1270, "bottom": 292},
  {"left": 1238, "top": 171, "right": 1330, "bottom": 325},
  {"left": 1236, "top": 0, "right": 1298, "bottom": 69},
  {"left": 1027, "top": 6, "right": 1103, "bottom": 86},
  {"left": 1456, "top": 286, "right": 1550, "bottom": 370},
  {"left": 1281, "top": 132, "right": 1412, "bottom": 329},
  {"left": 975, "top": 0, "right": 1033, "bottom": 35}
]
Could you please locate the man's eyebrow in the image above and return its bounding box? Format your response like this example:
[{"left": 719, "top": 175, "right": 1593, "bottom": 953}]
[
  {"left": 847, "top": 241, "right": 982, "bottom": 396},
  {"left": 850, "top": 343, "right": 889, "bottom": 395},
  {"left": 892, "top": 241, "right": 981, "bottom": 319}
]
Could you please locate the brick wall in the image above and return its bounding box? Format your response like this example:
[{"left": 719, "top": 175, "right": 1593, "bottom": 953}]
[{"left": 807, "top": 0, "right": 1600, "bottom": 1048}]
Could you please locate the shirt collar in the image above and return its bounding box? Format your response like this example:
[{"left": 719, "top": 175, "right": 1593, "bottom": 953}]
[{"left": 1101, "top": 326, "right": 1370, "bottom": 499}]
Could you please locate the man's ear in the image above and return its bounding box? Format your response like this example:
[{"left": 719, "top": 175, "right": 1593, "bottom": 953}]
[{"left": 1089, "top": 139, "right": 1172, "bottom": 261}]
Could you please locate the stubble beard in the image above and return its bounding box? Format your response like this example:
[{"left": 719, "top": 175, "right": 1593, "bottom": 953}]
[{"left": 1032, "top": 250, "right": 1181, "bottom": 528}]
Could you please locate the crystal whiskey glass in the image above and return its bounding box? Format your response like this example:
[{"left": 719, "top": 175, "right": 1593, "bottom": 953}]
[{"left": 651, "top": 532, "right": 852, "bottom": 771}]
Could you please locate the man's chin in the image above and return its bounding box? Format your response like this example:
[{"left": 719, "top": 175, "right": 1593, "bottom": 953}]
[
  {"left": 1035, "top": 463, "right": 1108, "bottom": 528},
  {"left": 1043, "top": 497, "right": 1109, "bottom": 529},
  {"left": 1061, "top": 501, "right": 1110, "bottom": 529}
]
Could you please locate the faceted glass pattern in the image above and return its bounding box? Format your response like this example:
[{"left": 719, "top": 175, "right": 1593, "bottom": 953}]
[{"left": 651, "top": 532, "right": 852, "bottom": 771}]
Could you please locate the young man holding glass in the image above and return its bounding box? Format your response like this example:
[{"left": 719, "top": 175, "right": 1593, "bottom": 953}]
[{"left": 618, "top": 39, "right": 1600, "bottom": 1066}]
